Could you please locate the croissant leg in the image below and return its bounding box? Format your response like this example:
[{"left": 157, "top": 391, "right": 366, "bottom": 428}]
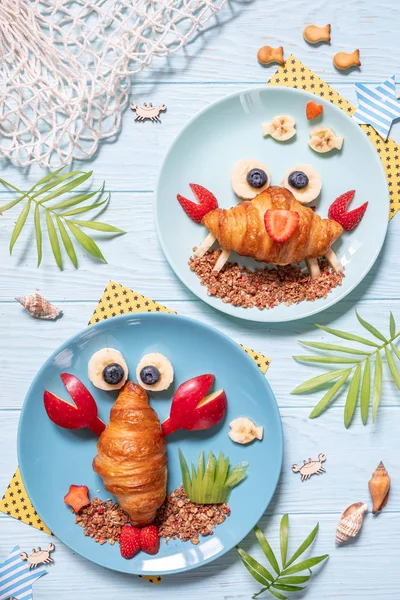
[{"left": 306, "top": 257, "right": 321, "bottom": 279}]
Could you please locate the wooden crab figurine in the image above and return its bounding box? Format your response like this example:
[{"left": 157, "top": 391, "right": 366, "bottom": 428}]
[
  {"left": 292, "top": 453, "right": 327, "bottom": 481},
  {"left": 20, "top": 543, "right": 55, "bottom": 569},
  {"left": 130, "top": 102, "right": 166, "bottom": 122}
]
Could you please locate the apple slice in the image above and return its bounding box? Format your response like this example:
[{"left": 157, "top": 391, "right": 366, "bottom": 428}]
[
  {"left": 162, "top": 374, "right": 227, "bottom": 436},
  {"left": 44, "top": 373, "right": 105, "bottom": 436}
]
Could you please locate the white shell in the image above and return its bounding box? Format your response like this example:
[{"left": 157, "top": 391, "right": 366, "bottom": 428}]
[
  {"left": 335, "top": 502, "right": 368, "bottom": 544},
  {"left": 16, "top": 293, "right": 62, "bottom": 320}
]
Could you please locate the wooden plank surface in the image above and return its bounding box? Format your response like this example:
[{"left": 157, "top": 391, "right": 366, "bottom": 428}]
[{"left": 1, "top": 0, "right": 399, "bottom": 598}]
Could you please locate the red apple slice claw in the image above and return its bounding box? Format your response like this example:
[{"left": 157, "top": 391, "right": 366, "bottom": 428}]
[{"left": 198, "top": 389, "right": 224, "bottom": 407}]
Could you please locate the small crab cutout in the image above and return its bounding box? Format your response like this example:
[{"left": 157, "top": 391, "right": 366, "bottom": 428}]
[
  {"left": 292, "top": 453, "right": 327, "bottom": 481},
  {"left": 130, "top": 102, "right": 167, "bottom": 122},
  {"left": 20, "top": 543, "right": 55, "bottom": 569}
]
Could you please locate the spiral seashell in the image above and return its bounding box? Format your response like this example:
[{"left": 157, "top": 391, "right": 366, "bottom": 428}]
[
  {"left": 368, "top": 461, "right": 390, "bottom": 514},
  {"left": 15, "top": 293, "right": 62, "bottom": 320},
  {"left": 335, "top": 501, "right": 368, "bottom": 544}
]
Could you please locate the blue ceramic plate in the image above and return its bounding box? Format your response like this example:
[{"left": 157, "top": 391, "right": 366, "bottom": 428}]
[
  {"left": 18, "top": 313, "right": 282, "bottom": 575},
  {"left": 155, "top": 87, "right": 389, "bottom": 322}
]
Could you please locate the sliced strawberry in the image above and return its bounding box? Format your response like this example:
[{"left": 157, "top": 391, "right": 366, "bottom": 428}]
[
  {"left": 328, "top": 190, "right": 355, "bottom": 221},
  {"left": 140, "top": 525, "right": 160, "bottom": 555},
  {"left": 64, "top": 484, "right": 90, "bottom": 513},
  {"left": 328, "top": 190, "right": 368, "bottom": 231},
  {"left": 264, "top": 209, "right": 299, "bottom": 242},
  {"left": 306, "top": 100, "right": 323, "bottom": 120},
  {"left": 177, "top": 184, "right": 218, "bottom": 223}
]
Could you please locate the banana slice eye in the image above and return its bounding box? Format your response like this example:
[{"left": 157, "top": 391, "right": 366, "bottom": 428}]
[
  {"left": 88, "top": 348, "right": 128, "bottom": 391},
  {"left": 136, "top": 353, "right": 174, "bottom": 392},
  {"left": 231, "top": 159, "right": 271, "bottom": 200},
  {"left": 281, "top": 164, "right": 322, "bottom": 204}
]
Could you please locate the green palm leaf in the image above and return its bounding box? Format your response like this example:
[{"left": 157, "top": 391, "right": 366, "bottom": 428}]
[
  {"left": 391, "top": 343, "right": 400, "bottom": 361},
  {"left": 390, "top": 312, "right": 396, "bottom": 338},
  {"left": 56, "top": 215, "right": 78, "bottom": 268},
  {"left": 0, "top": 196, "right": 25, "bottom": 213},
  {"left": 298, "top": 341, "right": 369, "bottom": 355},
  {"left": 237, "top": 547, "right": 274, "bottom": 584},
  {"left": 360, "top": 358, "right": 371, "bottom": 425},
  {"left": 45, "top": 209, "right": 62, "bottom": 269},
  {"left": 293, "top": 355, "right": 361, "bottom": 365},
  {"left": 32, "top": 170, "right": 85, "bottom": 199},
  {"left": 316, "top": 324, "right": 380, "bottom": 347},
  {"left": 344, "top": 364, "right": 361, "bottom": 428},
  {"left": 372, "top": 352, "right": 383, "bottom": 423},
  {"left": 51, "top": 190, "right": 104, "bottom": 212},
  {"left": 34, "top": 203, "right": 42, "bottom": 267},
  {"left": 71, "top": 220, "right": 125, "bottom": 233},
  {"left": 272, "top": 584, "right": 305, "bottom": 592},
  {"left": 65, "top": 220, "right": 106, "bottom": 262},
  {"left": 38, "top": 171, "right": 93, "bottom": 204},
  {"left": 385, "top": 346, "right": 400, "bottom": 390},
  {"left": 356, "top": 311, "right": 387, "bottom": 343},
  {"left": 291, "top": 368, "right": 351, "bottom": 394},
  {"left": 277, "top": 575, "right": 311, "bottom": 585},
  {"left": 280, "top": 555, "right": 328, "bottom": 576},
  {"left": 254, "top": 526, "right": 280, "bottom": 575},
  {"left": 58, "top": 198, "right": 108, "bottom": 216},
  {"left": 280, "top": 515, "right": 288, "bottom": 569},
  {"left": 9, "top": 200, "right": 31, "bottom": 254},
  {"left": 285, "top": 524, "right": 319, "bottom": 568},
  {"left": 309, "top": 370, "right": 351, "bottom": 419},
  {"left": 266, "top": 590, "right": 286, "bottom": 600}
]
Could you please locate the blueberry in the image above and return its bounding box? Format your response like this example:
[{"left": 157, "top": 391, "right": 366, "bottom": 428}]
[
  {"left": 246, "top": 168, "right": 268, "bottom": 189},
  {"left": 288, "top": 171, "right": 309, "bottom": 190},
  {"left": 103, "top": 363, "right": 125, "bottom": 385},
  {"left": 140, "top": 365, "right": 161, "bottom": 385}
]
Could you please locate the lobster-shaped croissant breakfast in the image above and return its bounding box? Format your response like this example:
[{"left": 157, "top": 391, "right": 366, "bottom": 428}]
[
  {"left": 194, "top": 186, "right": 343, "bottom": 278},
  {"left": 93, "top": 382, "right": 167, "bottom": 526}
]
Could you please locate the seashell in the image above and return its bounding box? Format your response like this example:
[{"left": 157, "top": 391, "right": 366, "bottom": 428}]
[
  {"left": 368, "top": 461, "right": 390, "bottom": 514},
  {"left": 303, "top": 24, "right": 331, "bottom": 45},
  {"left": 15, "top": 293, "right": 63, "bottom": 320},
  {"left": 333, "top": 50, "right": 361, "bottom": 71},
  {"left": 335, "top": 501, "right": 368, "bottom": 544}
]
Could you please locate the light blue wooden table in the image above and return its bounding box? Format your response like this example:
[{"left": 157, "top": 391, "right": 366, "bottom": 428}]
[{"left": 1, "top": 2, "right": 400, "bottom": 598}]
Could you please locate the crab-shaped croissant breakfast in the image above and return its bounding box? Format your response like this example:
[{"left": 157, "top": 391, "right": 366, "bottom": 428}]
[{"left": 179, "top": 184, "right": 343, "bottom": 279}]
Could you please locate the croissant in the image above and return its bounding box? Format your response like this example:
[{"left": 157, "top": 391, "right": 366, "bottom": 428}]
[
  {"left": 92, "top": 381, "right": 167, "bottom": 526},
  {"left": 197, "top": 186, "right": 343, "bottom": 277}
]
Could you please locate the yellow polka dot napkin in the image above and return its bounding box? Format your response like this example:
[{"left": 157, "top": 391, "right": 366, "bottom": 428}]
[
  {"left": 0, "top": 281, "right": 270, "bottom": 583},
  {"left": 267, "top": 55, "right": 400, "bottom": 219}
]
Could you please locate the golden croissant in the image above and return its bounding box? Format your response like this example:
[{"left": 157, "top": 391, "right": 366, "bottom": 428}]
[
  {"left": 195, "top": 186, "right": 343, "bottom": 277},
  {"left": 93, "top": 381, "right": 167, "bottom": 526}
]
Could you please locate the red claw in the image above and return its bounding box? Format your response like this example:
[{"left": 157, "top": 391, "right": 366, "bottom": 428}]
[
  {"left": 177, "top": 183, "right": 218, "bottom": 223},
  {"left": 44, "top": 373, "right": 105, "bottom": 436}
]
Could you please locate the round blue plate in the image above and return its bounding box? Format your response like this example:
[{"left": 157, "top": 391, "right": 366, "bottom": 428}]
[
  {"left": 18, "top": 313, "right": 283, "bottom": 575},
  {"left": 155, "top": 87, "right": 389, "bottom": 322}
]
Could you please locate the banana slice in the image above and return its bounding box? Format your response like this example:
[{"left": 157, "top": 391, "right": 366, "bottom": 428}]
[
  {"left": 309, "top": 126, "right": 343, "bottom": 153},
  {"left": 88, "top": 348, "right": 128, "bottom": 391},
  {"left": 281, "top": 164, "right": 322, "bottom": 204},
  {"left": 231, "top": 159, "right": 271, "bottom": 200},
  {"left": 262, "top": 115, "right": 296, "bottom": 141},
  {"left": 136, "top": 353, "right": 174, "bottom": 392},
  {"left": 229, "top": 417, "right": 264, "bottom": 445}
]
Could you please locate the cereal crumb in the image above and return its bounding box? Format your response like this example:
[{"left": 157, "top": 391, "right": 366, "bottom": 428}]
[
  {"left": 156, "top": 486, "right": 230, "bottom": 544},
  {"left": 75, "top": 497, "right": 130, "bottom": 544},
  {"left": 189, "top": 250, "right": 344, "bottom": 310}
]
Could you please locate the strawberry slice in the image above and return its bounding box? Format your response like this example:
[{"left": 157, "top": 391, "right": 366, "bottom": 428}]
[
  {"left": 306, "top": 100, "right": 323, "bottom": 120},
  {"left": 177, "top": 184, "right": 218, "bottom": 223},
  {"left": 264, "top": 209, "right": 299, "bottom": 242},
  {"left": 328, "top": 190, "right": 368, "bottom": 231},
  {"left": 64, "top": 484, "right": 90, "bottom": 513}
]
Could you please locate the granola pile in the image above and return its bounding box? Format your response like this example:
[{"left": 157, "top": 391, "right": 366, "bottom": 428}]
[
  {"left": 75, "top": 497, "right": 130, "bottom": 545},
  {"left": 189, "top": 250, "right": 344, "bottom": 310},
  {"left": 156, "top": 486, "right": 230, "bottom": 545}
]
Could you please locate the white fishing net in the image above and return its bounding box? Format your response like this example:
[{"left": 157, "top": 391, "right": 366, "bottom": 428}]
[{"left": 0, "top": 0, "right": 227, "bottom": 168}]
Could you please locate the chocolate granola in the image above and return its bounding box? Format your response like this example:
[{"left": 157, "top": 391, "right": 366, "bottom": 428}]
[
  {"left": 189, "top": 250, "right": 344, "bottom": 310},
  {"left": 156, "top": 486, "right": 230, "bottom": 545}
]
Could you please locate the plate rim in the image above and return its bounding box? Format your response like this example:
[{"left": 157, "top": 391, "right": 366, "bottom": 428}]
[
  {"left": 17, "top": 311, "right": 283, "bottom": 576},
  {"left": 154, "top": 85, "right": 389, "bottom": 323}
]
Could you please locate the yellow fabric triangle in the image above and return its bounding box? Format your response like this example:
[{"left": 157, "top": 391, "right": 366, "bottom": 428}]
[{"left": 266, "top": 54, "right": 399, "bottom": 219}]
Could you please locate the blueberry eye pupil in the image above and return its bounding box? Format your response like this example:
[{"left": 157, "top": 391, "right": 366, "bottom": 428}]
[
  {"left": 288, "top": 171, "right": 309, "bottom": 190},
  {"left": 140, "top": 365, "right": 161, "bottom": 385},
  {"left": 103, "top": 363, "right": 125, "bottom": 384},
  {"left": 247, "top": 168, "right": 268, "bottom": 189}
]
